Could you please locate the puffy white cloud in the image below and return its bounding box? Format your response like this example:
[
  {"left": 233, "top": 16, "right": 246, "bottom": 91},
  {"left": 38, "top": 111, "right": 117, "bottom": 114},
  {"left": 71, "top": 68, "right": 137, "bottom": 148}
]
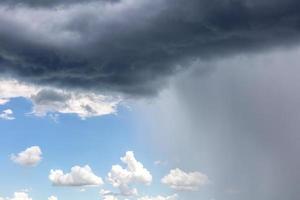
[
  {"left": 0, "top": 109, "right": 15, "bottom": 120},
  {"left": 49, "top": 165, "right": 103, "bottom": 187},
  {"left": 10, "top": 192, "right": 32, "bottom": 200},
  {"left": 102, "top": 195, "right": 118, "bottom": 200},
  {"left": 48, "top": 196, "right": 57, "bottom": 200},
  {"left": 138, "top": 194, "right": 178, "bottom": 200},
  {"left": 0, "top": 192, "right": 32, "bottom": 200},
  {"left": 161, "top": 168, "right": 209, "bottom": 191},
  {"left": 11, "top": 146, "right": 42, "bottom": 167},
  {"left": 0, "top": 79, "right": 120, "bottom": 119},
  {"left": 107, "top": 151, "right": 152, "bottom": 196}
]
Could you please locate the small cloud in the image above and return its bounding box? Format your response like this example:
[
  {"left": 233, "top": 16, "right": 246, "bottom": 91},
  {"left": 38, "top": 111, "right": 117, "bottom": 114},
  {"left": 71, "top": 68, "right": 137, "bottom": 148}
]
[
  {"left": 0, "top": 191, "right": 32, "bottom": 200},
  {"left": 48, "top": 196, "right": 58, "bottom": 200},
  {"left": 102, "top": 195, "right": 118, "bottom": 200},
  {"left": 138, "top": 194, "right": 178, "bottom": 200},
  {"left": 100, "top": 189, "right": 119, "bottom": 200},
  {"left": 154, "top": 160, "right": 168, "bottom": 166},
  {"left": 107, "top": 151, "right": 152, "bottom": 197},
  {"left": 0, "top": 109, "right": 15, "bottom": 120},
  {"left": 11, "top": 146, "right": 42, "bottom": 167},
  {"left": 49, "top": 165, "right": 103, "bottom": 187},
  {"left": 161, "top": 168, "right": 209, "bottom": 191}
]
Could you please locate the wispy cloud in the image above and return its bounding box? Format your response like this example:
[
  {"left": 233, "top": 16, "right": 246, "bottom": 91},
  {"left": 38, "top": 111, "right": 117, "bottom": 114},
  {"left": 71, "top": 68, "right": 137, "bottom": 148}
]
[{"left": 0, "top": 109, "right": 15, "bottom": 120}]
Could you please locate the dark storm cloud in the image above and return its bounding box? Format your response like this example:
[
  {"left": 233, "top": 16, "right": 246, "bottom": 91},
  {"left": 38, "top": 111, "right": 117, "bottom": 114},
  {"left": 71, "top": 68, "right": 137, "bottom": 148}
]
[
  {"left": 1, "top": 0, "right": 119, "bottom": 7},
  {"left": 1, "top": 0, "right": 300, "bottom": 95}
]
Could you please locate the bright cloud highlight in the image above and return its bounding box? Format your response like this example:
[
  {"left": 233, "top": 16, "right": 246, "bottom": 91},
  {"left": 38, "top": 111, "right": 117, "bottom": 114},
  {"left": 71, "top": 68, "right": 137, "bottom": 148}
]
[
  {"left": 0, "top": 192, "right": 32, "bottom": 200},
  {"left": 11, "top": 146, "right": 42, "bottom": 167},
  {"left": 48, "top": 196, "right": 58, "bottom": 200},
  {"left": 0, "top": 109, "right": 15, "bottom": 120},
  {"left": 161, "top": 168, "right": 209, "bottom": 191},
  {"left": 0, "top": 79, "right": 120, "bottom": 119},
  {"left": 49, "top": 165, "right": 103, "bottom": 187},
  {"left": 107, "top": 151, "right": 152, "bottom": 196}
]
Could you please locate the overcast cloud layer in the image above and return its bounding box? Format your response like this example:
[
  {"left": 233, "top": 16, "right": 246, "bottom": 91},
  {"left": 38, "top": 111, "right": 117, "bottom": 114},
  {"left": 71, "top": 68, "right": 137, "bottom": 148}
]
[{"left": 1, "top": 0, "right": 300, "bottom": 95}]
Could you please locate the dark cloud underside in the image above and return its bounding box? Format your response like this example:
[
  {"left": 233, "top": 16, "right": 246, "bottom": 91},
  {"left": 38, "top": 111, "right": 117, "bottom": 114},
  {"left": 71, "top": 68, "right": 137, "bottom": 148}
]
[
  {"left": 1, "top": 0, "right": 300, "bottom": 95},
  {"left": 1, "top": 0, "right": 119, "bottom": 7}
]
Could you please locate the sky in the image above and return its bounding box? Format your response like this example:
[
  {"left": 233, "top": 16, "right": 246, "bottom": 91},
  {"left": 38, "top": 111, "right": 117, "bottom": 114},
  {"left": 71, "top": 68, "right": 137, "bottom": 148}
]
[{"left": 0, "top": 0, "right": 300, "bottom": 200}]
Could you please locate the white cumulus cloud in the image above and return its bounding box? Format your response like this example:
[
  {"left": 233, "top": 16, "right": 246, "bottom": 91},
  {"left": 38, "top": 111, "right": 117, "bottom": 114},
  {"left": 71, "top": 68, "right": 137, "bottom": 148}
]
[
  {"left": 0, "top": 192, "right": 32, "bottom": 200},
  {"left": 138, "top": 194, "right": 178, "bottom": 200},
  {"left": 161, "top": 168, "right": 209, "bottom": 191},
  {"left": 49, "top": 165, "right": 103, "bottom": 187},
  {"left": 107, "top": 151, "right": 152, "bottom": 196},
  {"left": 0, "top": 79, "right": 120, "bottom": 119},
  {"left": 48, "top": 196, "right": 57, "bottom": 200},
  {"left": 103, "top": 195, "right": 118, "bottom": 200},
  {"left": 0, "top": 109, "right": 15, "bottom": 120},
  {"left": 11, "top": 146, "right": 42, "bottom": 167}
]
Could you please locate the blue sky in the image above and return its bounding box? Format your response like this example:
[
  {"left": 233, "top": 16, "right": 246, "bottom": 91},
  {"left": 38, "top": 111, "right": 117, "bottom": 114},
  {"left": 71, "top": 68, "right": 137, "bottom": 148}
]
[
  {"left": 0, "top": 78, "right": 212, "bottom": 200},
  {"left": 0, "top": 97, "right": 175, "bottom": 200}
]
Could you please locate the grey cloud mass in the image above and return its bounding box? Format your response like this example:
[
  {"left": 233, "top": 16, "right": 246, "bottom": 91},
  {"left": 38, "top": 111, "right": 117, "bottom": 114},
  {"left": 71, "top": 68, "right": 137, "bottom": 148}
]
[
  {"left": 1, "top": 0, "right": 300, "bottom": 95},
  {"left": 135, "top": 48, "right": 300, "bottom": 200},
  {"left": 1, "top": 0, "right": 119, "bottom": 7}
]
